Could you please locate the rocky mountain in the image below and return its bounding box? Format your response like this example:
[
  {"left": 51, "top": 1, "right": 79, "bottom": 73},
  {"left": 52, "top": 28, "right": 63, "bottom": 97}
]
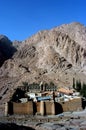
[
  {"left": 12, "top": 40, "right": 22, "bottom": 49},
  {"left": 0, "top": 22, "right": 86, "bottom": 114},
  {"left": 0, "top": 35, "right": 17, "bottom": 66}
]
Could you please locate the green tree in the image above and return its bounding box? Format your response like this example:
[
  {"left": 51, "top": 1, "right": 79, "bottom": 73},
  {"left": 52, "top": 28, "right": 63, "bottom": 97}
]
[
  {"left": 76, "top": 80, "right": 81, "bottom": 92},
  {"left": 73, "top": 77, "right": 75, "bottom": 89},
  {"left": 80, "top": 83, "right": 86, "bottom": 98},
  {"left": 22, "top": 82, "right": 29, "bottom": 91},
  {"left": 50, "top": 82, "right": 57, "bottom": 91}
]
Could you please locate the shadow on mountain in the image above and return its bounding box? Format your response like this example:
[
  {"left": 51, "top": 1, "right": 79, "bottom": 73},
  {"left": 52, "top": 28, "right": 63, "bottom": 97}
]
[
  {"left": 0, "top": 123, "right": 35, "bottom": 130},
  {"left": 0, "top": 35, "right": 17, "bottom": 67}
]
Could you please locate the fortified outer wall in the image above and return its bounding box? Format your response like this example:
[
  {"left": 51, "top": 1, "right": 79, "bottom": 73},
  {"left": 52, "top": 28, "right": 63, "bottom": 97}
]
[
  {"left": 40, "top": 98, "right": 82, "bottom": 115},
  {"left": 5, "top": 97, "right": 82, "bottom": 115},
  {"left": 60, "top": 97, "right": 82, "bottom": 112},
  {"left": 5, "top": 101, "right": 33, "bottom": 115},
  {"left": 40, "top": 101, "right": 55, "bottom": 115},
  {"left": 13, "top": 101, "right": 33, "bottom": 114},
  {"left": 36, "top": 102, "right": 40, "bottom": 113},
  {"left": 44, "top": 101, "right": 55, "bottom": 115}
]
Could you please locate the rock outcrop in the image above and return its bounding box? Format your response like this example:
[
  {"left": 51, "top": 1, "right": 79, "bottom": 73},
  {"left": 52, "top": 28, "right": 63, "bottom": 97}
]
[
  {"left": 0, "top": 22, "right": 86, "bottom": 114},
  {"left": 0, "top": 35, "right": 17, "bottom": 66}
]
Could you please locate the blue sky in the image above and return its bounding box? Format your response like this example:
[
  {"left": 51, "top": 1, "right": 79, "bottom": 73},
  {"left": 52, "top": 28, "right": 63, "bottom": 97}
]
[{"left": 0, "top": 0, "right": 86, "bottom": 41}]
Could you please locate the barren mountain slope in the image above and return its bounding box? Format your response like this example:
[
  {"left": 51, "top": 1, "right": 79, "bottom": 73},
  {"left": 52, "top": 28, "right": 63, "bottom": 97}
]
[
  {"left": 0, "top": 22, "right": 86, "bottom": 114},
  {"left": 0, "top": 35, "right": 17, "bottom": 66}
]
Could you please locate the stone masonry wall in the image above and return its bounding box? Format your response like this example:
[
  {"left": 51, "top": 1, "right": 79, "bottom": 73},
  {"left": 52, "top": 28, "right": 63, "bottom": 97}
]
[
  {"left": 60, "top": 97, "right": 82, "bottom": 112},
  {"left": 13, "top": 101, "right": 33, "bottom": 114}
]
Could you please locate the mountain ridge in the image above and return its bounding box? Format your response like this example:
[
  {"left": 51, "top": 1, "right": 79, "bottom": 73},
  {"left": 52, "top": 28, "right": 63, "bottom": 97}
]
[
  {"left": 0, "top": 22, "right": 86, "bottom": 114},
  {"left": 0, "top": 35, "right": 17, "bottom": 67}
]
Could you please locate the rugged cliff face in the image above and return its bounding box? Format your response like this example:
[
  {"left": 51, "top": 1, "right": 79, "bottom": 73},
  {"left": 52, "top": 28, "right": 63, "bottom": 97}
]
[
  {"left": 0, "top": 22, "right": 86, "bottom": 114},
  {"left": 0, "top": 35, "right": 17, "bottom": 66}
]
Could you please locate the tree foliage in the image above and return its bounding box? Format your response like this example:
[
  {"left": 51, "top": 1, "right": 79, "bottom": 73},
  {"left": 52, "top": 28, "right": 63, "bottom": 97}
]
[
  {"left": 75, "top": 80, "right": 81, "bottom": 92},
  {"left": 74, "top": 79, "right": 86, "bottom": 98},
  {"left": 80, "top": 83, "right": 86, "bottom": 98},
  {"left": 72, "top": 77, "right": 75, "bottom": 89}
]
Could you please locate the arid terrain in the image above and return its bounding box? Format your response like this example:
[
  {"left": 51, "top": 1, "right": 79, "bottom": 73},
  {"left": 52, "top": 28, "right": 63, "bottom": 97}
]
[
  {"left": 1, "top": 109, "right": 86, "bottom": 130},
  {"left": 0, "top": 22, "right": 86, "bottom": 115}
]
